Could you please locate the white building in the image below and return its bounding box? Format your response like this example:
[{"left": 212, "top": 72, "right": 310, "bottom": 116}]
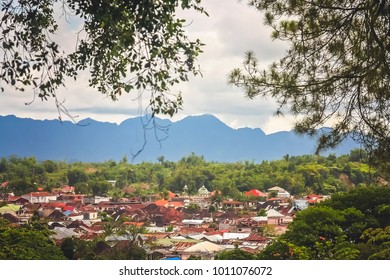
[
  {"left": 182, "top": 219, "right": 207, "bottom": 228},
  {"left": 83, "top": 196, "right": 110, "bottom": 204},
  {"left": 21, "top": 192, "right": 57, "bottom": 204},
  {"left": 268, "top": 186, "right": 291, "bottom": 198},
  {"left": 197, "top": 185, "right": 210, "bottom": 196}
]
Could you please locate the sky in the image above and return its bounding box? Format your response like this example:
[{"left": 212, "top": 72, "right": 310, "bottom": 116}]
[{"left": 0, "top": 1, "right": 293, "bottom": 134}]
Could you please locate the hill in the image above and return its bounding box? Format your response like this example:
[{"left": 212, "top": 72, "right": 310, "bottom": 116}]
[{"left": 0, "top": 114, "right": 358, "bottom": 162}]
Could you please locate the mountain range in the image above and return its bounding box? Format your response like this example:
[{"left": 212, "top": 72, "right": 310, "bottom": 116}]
[{"left": 0, "top": 114, "right": 359, "bottom": 163}]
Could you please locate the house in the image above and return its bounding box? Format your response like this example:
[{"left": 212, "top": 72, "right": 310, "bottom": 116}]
[
  {"left": 6, "top": 196, "right": 29, "bottom": 205},
  {"left": 21, "top": 192, "right": 57, "bottom": 203},
  {"left": 0, "top": 204, "right": 32, "bottom": 224},
  {"left": 244, "top": 189, "right": 268, "bottom": 198},
  {"left": 189, "top": 233, "right": 223, "bottom": 243},
  {"left": 181, "top": 241, "right": 224, "bottom": 260},
  {"left": 57, "top": 194, "right": 84, "bottom": 203},
  {"left": 45, "top": 202, "right": 67, "bottom": 210},
  {"left": 153, "top": 199, "right": 170, "bottom": 207},
  {"left": 143, "top": 204, "right": 184, "bottom": 226},
  {"left": 166, "top": 201, "right": 184, "bottom": 209},
  {"left": 276, "top": 204, "right": 295, "bottom": 223},
  {"left": 177, "top": 226, "right": 207, "bottom": 237},
  {"left": 236, "top": 217, "right": 266, "bottom": 233},
  {"left": 96, "top": 202, "right": 117, "bottom": 211},
  {"left": 52, "top": 185, "right": 75, "bottom": 194},
  {"left": 51, "top": 227, "right": 81, "bottom": 240},
  {"left": 293, "top": 199, "right": 309, "bottom": 211},
  {"left": 21, "top": 203, "right": 42, "bottom": 216},
  {"left": 251, "top": 216, "right": 268, "bottom": 225},
  {"left": 66, "top": 212, "right": 84, "bottom": 221},
  {"left": 189, "top": 195, "right": 211, "bottom": 209},
  {"left": 47, "top": 209, "right": 66, "bottom": 221},
  {"left": 83, "top": 196, "right": 110, "bottom": 204},
  {"left": 239, "top": 232, "right": 271, "bottom": 250},
  {"left": 268, "top": 186, "right": 291, "bottom": 198},
  {"left": 83, "top": 210, "right": 99, "bottom": 221},
  {"left": 266, "top": 209, "right": 285, "bottom": 225},
  {"left": 181, "top": 219, "right": 207, "bottom": 228},
  {"left": 306, "top": 194, "right": 326, "bottom": 205},
  {"left": 0, "top": 193, "right": 12, "bottom": 202},
  {"left": 222, "top": 232, "right": 251, "bottom": 241},
  {"left": 171, "top": 241, "right": 198, "bottom": 255},
  {"left": 222, "top": 200, "right": 244, "bottom": 209},
  {"left": 167, "top": 191, "right": 177, "bottom": 199},
  {"left": 218, "top": 219, "right": 237, "bottom": 232},
  {"left": 1, "top": 212, "right": 20, "bottom": 224},
  {"left": 0, "top": 204, "right": 21, "bottom": 214}
]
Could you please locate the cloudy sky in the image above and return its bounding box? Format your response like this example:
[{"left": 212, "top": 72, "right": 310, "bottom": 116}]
[{"left": 0, "top": 1, "right": 293, "bottom": 134}]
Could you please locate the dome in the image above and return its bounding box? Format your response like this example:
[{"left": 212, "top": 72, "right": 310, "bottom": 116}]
[{"left": 197, "top": 185, "right": 209, "bottom": 196}]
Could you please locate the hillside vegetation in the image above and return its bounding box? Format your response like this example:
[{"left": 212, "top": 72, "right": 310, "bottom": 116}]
[{"left": 0, "top": 149, "right": 383, "bottom": 199}]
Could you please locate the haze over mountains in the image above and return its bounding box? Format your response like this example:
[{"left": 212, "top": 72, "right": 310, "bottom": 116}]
[{"left": 0, "top": 114, "right": 358, "bottom": 163}]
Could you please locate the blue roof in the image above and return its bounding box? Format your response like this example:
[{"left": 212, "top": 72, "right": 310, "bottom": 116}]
[
  {"left": 163, "top": 256, "right": 181, "bottom": 260},
  {"left": 294, "top": 200, "right": 308, "bottom": 211},
  {"left": 63, "top": 210, "right": 73, "bottom": 216}
]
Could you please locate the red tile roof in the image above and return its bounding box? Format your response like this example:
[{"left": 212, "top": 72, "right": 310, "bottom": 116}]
[
  {"left": 7, "top": 195, "right": 21, "bottom": 201},
  {"left": 45, "top": 202, "right": 66, "bottom": 209},
  {"left": 63, "top": 206, "right": 75, "bottom": 211},
  {"left": 166, "top": 201, "right": 184, "bottom": 208},
  {"left": 154, "top": 199, "right": 169, "bottom": 207},
  {"left": 168, "top": 191, "right": 177, "bottom": 199},
  {"left": 123, "top": 222, "right": 145, "bottom": 227},
  {"left": 24, "top": 192, "right": 56, "bottom": 197},
  {"left": 244, "top": 189, "right": 268, "bottom": 197},
  {"left": 178, "top": 227, "right": 206, "bottom": 234},
  {"left": 129, "top": 204, "right": 148, "bottom": 211},
  {"left": 243, "top": 233, "right": 270, "bottom": 242}
]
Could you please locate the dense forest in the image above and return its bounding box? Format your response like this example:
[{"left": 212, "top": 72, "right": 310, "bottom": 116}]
[{"left": 0, "top": 149, "right": 383, "bottom": 199}]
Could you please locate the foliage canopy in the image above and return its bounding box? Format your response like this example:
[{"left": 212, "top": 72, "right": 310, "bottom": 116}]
[
  {"left": 259, "top": 186, "right": 390, "bottom": 260},
  {"left": 0, "top": 219, "right": 65, "bottom": 259},
  {"left": 0, "top": 0, "right": 206, "bottom": 117},
  {"left": 230, "top": 0, "right": 390, "bottom": 172},
  {"left": 0, "top": 151, "right": 381, "bottom": 198}
]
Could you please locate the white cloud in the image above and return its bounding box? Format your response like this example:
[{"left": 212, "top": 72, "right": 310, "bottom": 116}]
[{"left": 0, "top": 0, "right": 292, "bottom": 133}]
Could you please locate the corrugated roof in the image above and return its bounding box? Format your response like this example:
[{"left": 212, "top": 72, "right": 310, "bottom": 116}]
[
  {"left": 183, "top": 241, "right": 224, "bottom": 253},
  {"left": 0, "top": 204, "right": 21, "bottom": 213},
  {"left": 222, "top": 232, "right": 250, "bottom": 240},
  {"left": 182, "top": 219, "right": 205, "bottom": 225},
  {"left": 174, "top": 241, "right": 197, "bottom": 251},
  {"left": 243, "top": 233, "right": 270, "bottom": 242},
  {"left": 266, "top": 209, "right": 284, "bottom": 217}
]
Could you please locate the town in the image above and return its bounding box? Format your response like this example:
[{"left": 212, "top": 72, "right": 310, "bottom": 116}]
[
  {"left": 0, "top": 152, "right": 388, "bottom": 260},
  {"left": 0, "top": 180, "right": 326, "bottom": 260}
]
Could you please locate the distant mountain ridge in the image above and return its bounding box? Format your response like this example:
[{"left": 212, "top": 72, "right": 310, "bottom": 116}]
[{"left": 0, "top": 114, "right": 358, "bottom": 162}]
